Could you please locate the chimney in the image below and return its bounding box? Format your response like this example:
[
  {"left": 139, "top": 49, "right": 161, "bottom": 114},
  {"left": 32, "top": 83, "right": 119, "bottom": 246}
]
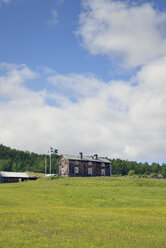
[
  {"left": 79, "top": 152, "right": 83, "bottom": 159},
  {"left": 94, "top": 154, "right": 98, "bottom": 160}
]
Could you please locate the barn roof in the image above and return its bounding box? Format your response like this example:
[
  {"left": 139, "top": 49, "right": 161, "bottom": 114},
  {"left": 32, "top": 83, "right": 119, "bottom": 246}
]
[
  {"left": 62, "top": 155, "right": 110, "bottom": 163},
  {"left": 0, "top": 171, "right": 29, "bottom": 178}
]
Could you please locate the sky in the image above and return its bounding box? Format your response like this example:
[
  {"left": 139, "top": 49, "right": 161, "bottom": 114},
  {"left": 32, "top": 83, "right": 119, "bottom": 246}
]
[{"left": 0, "top": 0, "right": 166, "bottom": 164}]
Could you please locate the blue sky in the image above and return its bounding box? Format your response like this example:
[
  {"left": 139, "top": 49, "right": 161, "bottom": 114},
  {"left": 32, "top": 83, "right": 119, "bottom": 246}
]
[
  {"left": 0, "top": 0, "right": 166, "bottom": 163},
  {"left": 0, "top": 0, "right": 111, "bottom": 80},
  {"left": 2, "top": 0, "right": 165, "bottom": 80}
]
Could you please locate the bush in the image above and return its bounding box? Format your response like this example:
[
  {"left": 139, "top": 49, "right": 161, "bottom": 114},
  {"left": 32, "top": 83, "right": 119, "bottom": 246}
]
[
  {"left": 128, "top": 170, "right": 135, "bottom": 177},
  {"left": 141, "top": 174, "right": 148, "bottom": 178}
]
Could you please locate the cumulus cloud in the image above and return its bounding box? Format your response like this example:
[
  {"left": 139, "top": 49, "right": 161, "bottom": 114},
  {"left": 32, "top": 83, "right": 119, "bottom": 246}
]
[
  {"left": 47, "top": 73, "right": 104, "bottom": 101},
  {"left": 48, "top": 58, "right": 166, "bottom": 162},
  {"left": 0, "top": 60, "right": 165, "bottom": 162},
  {"left": 0, "top": 63, "right": 37, "bottom": 99},
  {"left": 77, "top": 0, "right": 166, "bottom": 67}
]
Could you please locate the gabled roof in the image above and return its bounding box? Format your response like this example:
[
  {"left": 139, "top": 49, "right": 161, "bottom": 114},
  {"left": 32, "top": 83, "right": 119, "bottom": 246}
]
[
  {"left": 0, "top": 171, "right": 29, "bottom": 178},
  {"left": 62, "top": 154, "right": 110, "bottom": 163}
]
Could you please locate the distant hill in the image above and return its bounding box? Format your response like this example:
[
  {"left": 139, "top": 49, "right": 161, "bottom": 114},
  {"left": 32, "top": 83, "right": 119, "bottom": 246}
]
[{"left": 0, "top": 144, "right": 60, "bottom": 173}]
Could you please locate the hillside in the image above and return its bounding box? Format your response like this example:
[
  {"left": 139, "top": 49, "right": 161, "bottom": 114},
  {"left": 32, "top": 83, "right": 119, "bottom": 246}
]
[{"left": 0, "top": 177, "right": 166, "bottom": 248}]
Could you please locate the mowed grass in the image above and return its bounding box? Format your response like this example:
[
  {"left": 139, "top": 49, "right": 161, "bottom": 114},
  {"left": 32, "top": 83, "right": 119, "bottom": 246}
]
[{"left": 0, "top": 177, "right": 166, "bottom": 248}]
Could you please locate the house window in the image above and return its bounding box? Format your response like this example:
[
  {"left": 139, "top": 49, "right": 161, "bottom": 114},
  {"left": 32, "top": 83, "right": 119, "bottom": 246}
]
[
  {"left": 101, "top": 162, "right": 105, "bottom": 167},
  {"left": 88, "top": 168, "right": 92, "bottom": 175},
  {"left": 101, "top": 169, "right": 105, "bottom": 176},
  {"left": 75, "top": 161, "right": 78, "bottom": 165},
  {"left": 88, "top": 161, "right": 92, "bottom": 166},
  {"left": 61, "top": 168, "right": 65, "bottom": 175},
  {"left": 74, "top": 167, "right": 79, "bottom": 174}
]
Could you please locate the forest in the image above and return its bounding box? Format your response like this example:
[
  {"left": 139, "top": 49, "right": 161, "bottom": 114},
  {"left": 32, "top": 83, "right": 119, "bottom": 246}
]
[
  {"left": 0, "top": 144, "right": 166, "bottom": 177},
  {"left": 111, "top": 158, "right": 166, "bottom": 178},
  {"left": 0, "top": 144, "right": 59, "bottom": 174}
]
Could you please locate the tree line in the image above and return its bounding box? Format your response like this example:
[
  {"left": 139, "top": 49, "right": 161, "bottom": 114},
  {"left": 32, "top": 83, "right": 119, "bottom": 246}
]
[
  {"left": 0, "top": 144, "right": 60, "bottom": 174},
  {"left": 0, "top": 144, "right": 166, "bottom": 177},
  {"left": 111, "top": 158, "right": 166, "bottom": 178}
]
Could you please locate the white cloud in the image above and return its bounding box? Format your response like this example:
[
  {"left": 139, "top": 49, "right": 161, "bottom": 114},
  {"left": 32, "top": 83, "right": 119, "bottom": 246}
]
[
  {"left": 77, "top": 0, "right": 166, "bottom": 67},
  {"left": 47, "top": 9, "right": 59, "bottom": 26},
  {"left": 0, "top": 60, "right": 166, "bottom": 162},
  {"left": 0, "top": 63, "right": 38, "bottom": 100},
  {"left": 47, "top": 73, "right": 104, "bottom": 101}
]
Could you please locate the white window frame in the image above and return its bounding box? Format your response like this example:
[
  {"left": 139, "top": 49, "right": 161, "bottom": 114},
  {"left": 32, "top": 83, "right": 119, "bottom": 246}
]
[
  {"left": 101, "top": 162, "right": 105, "bottom": 167},
  {"left": 88, "top": 161, "right": 92, "bottom": 166},
  {"left": 88, "top": 167, "right": 92, "bottom": 175},
  {"left": 74, "top": 167, "right": 79, "bottom": 174},
  {"left": 101, "top": 169, "right": 105, "bottom": 176},
  {"left": 61, "top": 168, "right": 65, "bottom": 175}
]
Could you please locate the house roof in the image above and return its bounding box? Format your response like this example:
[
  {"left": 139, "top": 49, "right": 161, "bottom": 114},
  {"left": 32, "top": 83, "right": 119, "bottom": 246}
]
[
  {"left": 62, "top": 154, "right": 110, "bottom": 163},
  {"left": 0, "top": 171, "right": 29, "bottom": 178}
]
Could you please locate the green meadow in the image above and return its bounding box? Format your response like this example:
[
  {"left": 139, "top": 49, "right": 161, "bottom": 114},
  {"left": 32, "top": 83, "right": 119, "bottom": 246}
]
[{"left": 0, "top": 177, "right": 166, "bottom": 248}]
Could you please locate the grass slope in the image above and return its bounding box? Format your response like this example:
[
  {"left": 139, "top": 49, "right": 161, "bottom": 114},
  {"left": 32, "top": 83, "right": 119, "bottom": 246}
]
[{"left": 0, "top": 177, "right": 166, "bottom": 248}]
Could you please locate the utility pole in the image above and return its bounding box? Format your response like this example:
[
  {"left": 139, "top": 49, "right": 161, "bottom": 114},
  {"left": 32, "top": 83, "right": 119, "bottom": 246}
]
[
  {"left": 50, "top": 153, "right": 51, "bottom": 174},
  {"left": 45, "top": 155, "right": 47, "bottom": 175}
]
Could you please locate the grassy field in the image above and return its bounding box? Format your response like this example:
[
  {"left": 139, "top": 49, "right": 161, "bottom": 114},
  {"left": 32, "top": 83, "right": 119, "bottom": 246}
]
[{"left": 0, "top": 177, "right": 166, "bottom": 248}]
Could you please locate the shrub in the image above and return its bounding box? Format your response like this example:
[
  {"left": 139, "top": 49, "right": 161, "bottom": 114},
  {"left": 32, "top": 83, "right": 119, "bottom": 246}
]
[{"left": 128, "top": 170, "right": 135, "bottom": 177}]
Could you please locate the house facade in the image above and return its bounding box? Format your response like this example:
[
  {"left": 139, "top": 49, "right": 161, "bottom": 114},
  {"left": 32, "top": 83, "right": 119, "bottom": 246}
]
[{"left": 58, "top": 153, "right": 111, "bottom": 177}]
